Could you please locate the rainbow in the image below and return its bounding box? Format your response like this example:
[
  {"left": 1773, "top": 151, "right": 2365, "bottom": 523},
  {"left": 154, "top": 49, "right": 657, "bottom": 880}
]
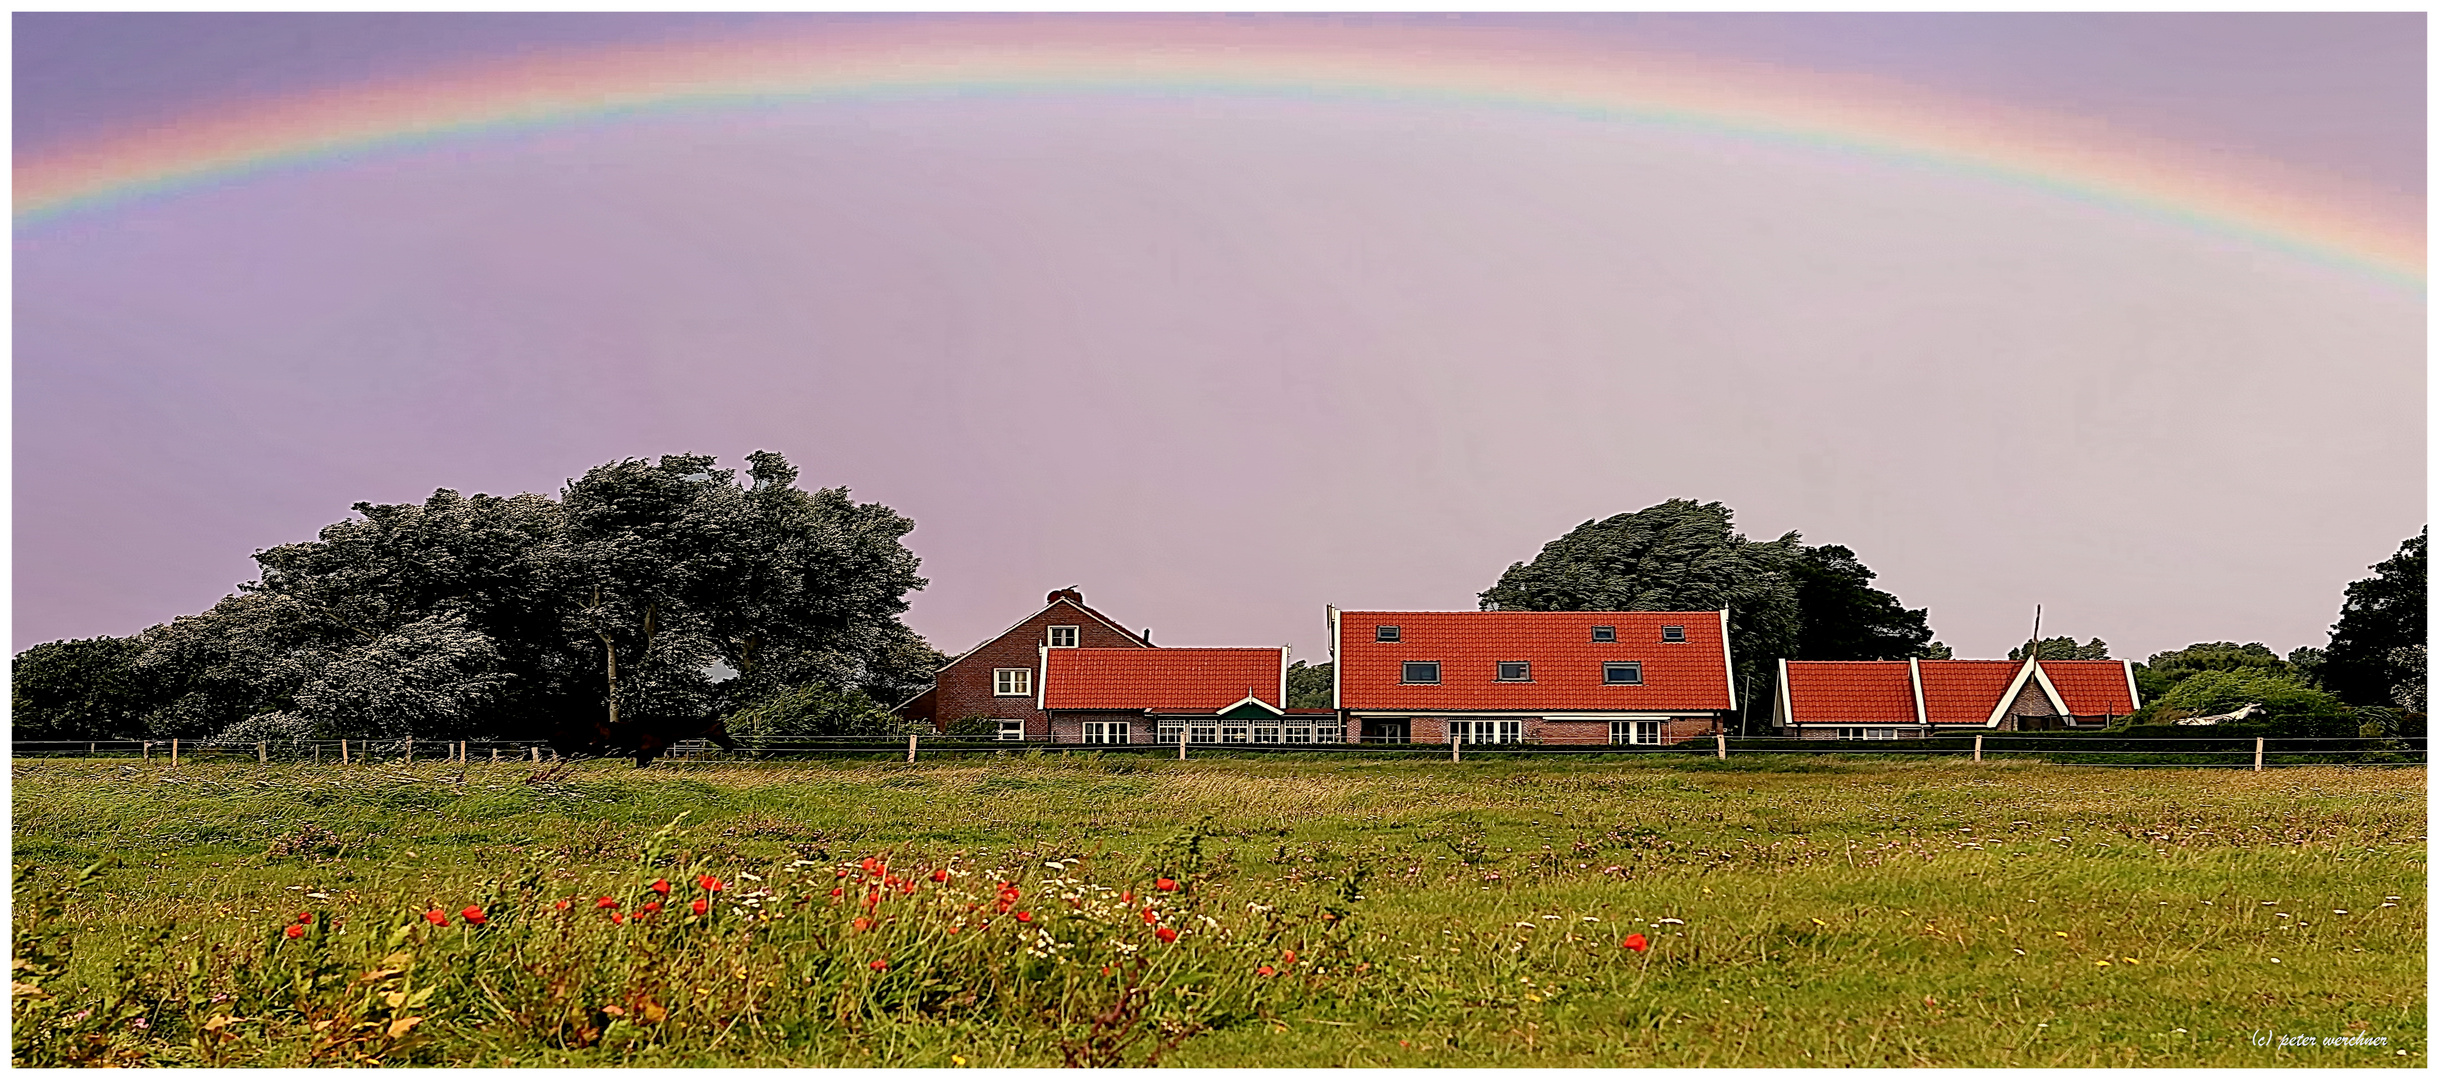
[{"left": 14, "top": 18, "right": 2423, "bottom": 286}]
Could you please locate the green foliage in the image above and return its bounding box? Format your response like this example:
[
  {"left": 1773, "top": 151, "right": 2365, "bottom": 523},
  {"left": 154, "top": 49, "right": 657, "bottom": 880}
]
[
  {"left": 2132, "top": 642, "right": 2293, "bottom": 703},
  {"left": 2150, "top": 670, "right": 2354, "bottom": 738},
  {"left": 2319, "top": 528, "right": 2427, "bottom": 708},
  {"left": 9, "top": 637, "right": 154, "bottom": 741},
  {"left": 1786, "top": 544, "right": 1939, "bottom": 661},
  {"left": 1285, "top": 661, "right": 1333, "bottom": 709},
  {"left": 723, "top": 684, "right": 912, "bottom": 738},
  {"left": 2008, "top": 636, "right": 2110, "bottom": 661}
]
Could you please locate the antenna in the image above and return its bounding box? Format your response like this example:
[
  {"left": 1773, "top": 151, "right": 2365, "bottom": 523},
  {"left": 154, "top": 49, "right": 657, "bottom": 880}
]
[{"left": 2029, "top": 604, "right": 2043, "bottom": 661}]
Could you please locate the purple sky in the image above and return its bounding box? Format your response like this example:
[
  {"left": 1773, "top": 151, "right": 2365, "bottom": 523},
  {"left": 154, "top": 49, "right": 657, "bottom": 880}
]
[{"left": 13, "top": 14, "right": 2426, "bottom": 665}]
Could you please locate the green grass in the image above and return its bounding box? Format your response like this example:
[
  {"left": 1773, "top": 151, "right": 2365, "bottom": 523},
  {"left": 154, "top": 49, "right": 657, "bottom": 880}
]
[{"left": 11, "top": 753, "right": 2425, "bottom": 1066}]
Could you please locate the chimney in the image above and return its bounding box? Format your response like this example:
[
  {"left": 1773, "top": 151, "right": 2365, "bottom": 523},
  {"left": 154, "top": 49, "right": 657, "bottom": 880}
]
[{"left": 1141, "top": 628, "right": 1152, "bottom": 646}]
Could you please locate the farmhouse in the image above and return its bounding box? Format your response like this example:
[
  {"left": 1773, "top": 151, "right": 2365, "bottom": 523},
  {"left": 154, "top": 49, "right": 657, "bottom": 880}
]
[
  {"left": 1774, "top": 656, "right": 2139, "bottom": 739},
  {"left": 1038, "top": 646, "right": 1338, "bottom": 744},
  {"left": 892, "top": 587, "right": 1151, "bottom": 738},
  {"left": 1328, "top": 608, "right": 1737, "bottom": 745}
]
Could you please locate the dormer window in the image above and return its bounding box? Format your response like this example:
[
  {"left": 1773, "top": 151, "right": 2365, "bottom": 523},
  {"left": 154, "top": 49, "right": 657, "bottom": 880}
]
[
  {"left": 1662, "top": 625, "right": 1686, "bottom": 643},
  {"left": 1496, "top": 661, "right": 1531, "bottom": 682},
  {"left": 1603, "top": 662, "right": 1643, "bottom": 686},
  {"left": 1048, "top": 625, "right": 1079, "bottom": 648},
  {"left": 1591, "top": 626, "right": 1616, "bottom": 643},
  {"left": 1376, "top": 626, "right": 1401, "bottom": 643}
]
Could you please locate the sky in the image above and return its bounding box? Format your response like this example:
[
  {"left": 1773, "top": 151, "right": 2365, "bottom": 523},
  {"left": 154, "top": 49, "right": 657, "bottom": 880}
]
[{"left": 12, "top": 13, "right": 2426, "bottom": 665}]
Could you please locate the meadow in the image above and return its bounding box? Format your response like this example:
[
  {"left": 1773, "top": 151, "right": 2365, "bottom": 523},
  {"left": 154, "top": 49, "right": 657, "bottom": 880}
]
[{"left": 10, "top": 752, "right": 2425, "bottom": 1067}]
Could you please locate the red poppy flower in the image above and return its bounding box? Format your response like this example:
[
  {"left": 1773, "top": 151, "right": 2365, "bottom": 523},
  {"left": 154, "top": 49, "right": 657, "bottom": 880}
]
[
  {"left": 1101, "top": 965, "right": 1112, "bottom": 976},
  {"left": 1121, "top": 891, "right": 1133, "bottom": 904},
  {"left": 1155, "top": 927, "right": 1179, "bottom": 943},
  {"left": 1623, "top": 934, "right": 1649, "bottom": 953},
  {"left": 690, "top": 899, "right": 709, "bottom": 916},
  {"left": 461, "top": 906, "right": 487, "bottom": 926},
  {"left": 860, "top": 857, "right": 878, "bottom": 873},
  {"left": 1000, "top": 885, "right": 1022, "bottom": 901},
  {"left": 641, "top": 901, "right": 662, "bottom": 915},
  {"left": 995, "top": 899, "right": 1013, "bottom": 914},
  {"left": 1155, "top": 878, "right": 1179, "bottom": 892},
  {"left": 597, "top": 896, "right": 619, "bottom": 909},
  {"left": 869, "top": 959, "right": 889, "bottom": 972},
  {"left": 649, "top": 878, "right": 671, "bottom": 895},
  {"left": 829, "top": 888, "right": 843, "bottom": 898},
  {"left": 284, "top": 924, "right": 306, "bottom": 939},
  {"left": 698, "top": 874, "right": 723, "bottom": 893},
  {"left": 611, "top": 912, "right": 627, "bottom": 925},
  {"left": 931, "top": 868, "right": 949, "bottom": 883},
  {"left": 295, "top": 911, "right": 314, "bottom": 925},
  {"left": 424, "top": 909, "right": 449, "bottom": 926},
  {"left": 1141, "top": 908, "right": 1159, "bottom": 925},
  {"left": 1280, "top": 950, "right": 1297, "bottom": 964},
  {"left": 854, "top": 916, "right": 873, "bottom": 931},
  {"left": 554, "top": 899, "right": 573, "bottom": 912},
  {"left": 835, "top": 867, "right": 850, "bottom": 878},
  {"left": 1258, "top": 965, "right": 1277, "bottom": 977},
  {"left": 1015, "top": 911, "right": 1033, "bottom": 923},
  {"left": 947, "top": 925, "right": 961, "bottom": 934}
]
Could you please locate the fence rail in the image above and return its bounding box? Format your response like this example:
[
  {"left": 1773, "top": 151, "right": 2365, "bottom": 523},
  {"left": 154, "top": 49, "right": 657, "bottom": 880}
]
[{"left": 10, "top": 733, "right": 2424, "bottom": 769}]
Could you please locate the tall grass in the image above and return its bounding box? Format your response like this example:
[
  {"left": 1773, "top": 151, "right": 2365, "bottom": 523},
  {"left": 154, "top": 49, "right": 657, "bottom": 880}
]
[{"left": 11, "top": 755, "right": 2425, "bottom": 1066}]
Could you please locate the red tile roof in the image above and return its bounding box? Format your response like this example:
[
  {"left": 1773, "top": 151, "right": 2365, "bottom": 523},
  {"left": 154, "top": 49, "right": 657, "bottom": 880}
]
[
  {"left": 1040, "top": 648, "right": 1284, "bottom": 712},
  {"left": 1782, "top": 661, "right": 1918, "bottom": 725},
  {"left": 2040, "top": 660, "right": 2138, "bottom": 717},
  {"left": 1916, "top": 660, "right": 2024, "bottom": 725},
  {"left": 1335, "top": 611, "right": 1732, "bottom": 712}
]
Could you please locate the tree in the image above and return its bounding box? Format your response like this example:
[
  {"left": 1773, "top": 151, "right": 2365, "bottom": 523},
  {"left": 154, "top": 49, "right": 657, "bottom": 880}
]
[
  {"left": 1286, "top": 660, "right": 1333, "bottom": 709},
  {"left": 1481, "top": 500, "right": 1802, "bottom": 729},
  {"left": 9, "top": 636, "right": 154, "bottom": 741},
  {"left": 723, "top": 683, "right": 912, "bottom": 738},
  {"left": 2148, "top": 669, "right": 2353, "bottom": 738},
  {"left": 1786, "top": 544, "right": 1942, "bottom": 661},
  {"left": 2008, "top": 636, "right": 2109, "bottom": 662},
  {"left": 2131, "top": 642, "right": 2292, "bottom": 704},
  {"left": 2318, "top": 528, "right": 2427, "bottom": 708}
]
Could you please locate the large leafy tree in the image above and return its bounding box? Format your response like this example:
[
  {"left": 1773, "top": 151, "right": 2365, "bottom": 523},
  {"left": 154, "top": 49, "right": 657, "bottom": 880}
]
[
  {"left": 2317, "top": 528, "right": 2427, "bottom": 708},
  {"left": 1286, "top": 660, "right": 1333, "bottom": 710},
  {"left": 2130, "top": 642, "right": 2292, "bottom": 704},
  {"left": 1480, "top": 500, "right": 1803, "bottom": 729},
  {"left": 9, "top": 636, "right": 155, "bottom": 741},
  {"left": 13, "top": 451, "right": 936, "bottom": 743},
  {"left": 2008, "top": 636, "right": 2111, "bottom": 662},
  {"left": 1787, "top": 544, "right": 1944, "bottom": 661}
]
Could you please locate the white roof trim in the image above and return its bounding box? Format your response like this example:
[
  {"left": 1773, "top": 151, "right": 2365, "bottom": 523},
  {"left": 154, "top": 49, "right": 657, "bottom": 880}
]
[
  {"left": 1718, "top": 608, "right": 1737, "bottom": 713},
  {"left": 2027, "top": 662, "right": 2073, "bottom": 717},
  {"left": 1908, "top": 657, "right": 1927, "bottom": 725},
  {"left": 1217, "top": 694, "right": 1285, "bottom": 716},
  {"left": 2122, "top": 658, "right": 2142, "bottom": 711},
  {"left": 1984, "top": 657, "right": 2045, "bottom": 727}
]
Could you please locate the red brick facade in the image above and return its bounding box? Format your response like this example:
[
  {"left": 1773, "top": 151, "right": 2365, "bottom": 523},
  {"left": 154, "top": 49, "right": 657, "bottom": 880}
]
[{"left": 894, "top": 589, "right": 1149, "bottom": 736}]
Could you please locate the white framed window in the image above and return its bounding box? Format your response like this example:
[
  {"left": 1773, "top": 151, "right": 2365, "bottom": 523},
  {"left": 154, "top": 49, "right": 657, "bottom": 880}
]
[
  {"left": 1284, "top": 726, "right": 1312, "bottom": 744},
  {"left": 1496, "top": 661, "right": 1531, "bottom": 682},
  {"left": 1449, "top": 720, "right": 1522, "bottom": 745},
  {"left": 1591, "top": 625, "right": 1616, "bottom": 642},
  {"left": 996, "top": 719, "right": 1026, "bottom": 741},
  {"left": 1835, "top": 727, "right": 1896, "bottom": 741},
  {"left": 1312, "top": 724, "right": 1342, "bottom": 744},
  {"left": 1189, "top": 725, "right": 1217, "bottom": 744},
  {"left": 1082, "top": 721, "right": 1130, "bottom": 744},
  {"left": 1611, "top": 720, "right": 1661, "bottom": 745},
  {"left": 1221, "top": 725, "right": 1250, "bottom": 744},
  {"left": 1603, "top": 662, "right": 1643, "bottom": 686},
  {"left": 1662, "top": 625, "right": 1686, "bottom": 642},
  {"left": 1375, "top": 625, "right": 1401, "bottom": 642},
  {"left": 1252, "top": 726, "right": 1282, "bottom": 743},
  {"left": 1402, "top": 661, "right": 1441, "bottom": 684},
  {"left": 1156, "top": 719, "right": 1184, "bottom": 744},
  {"left": 1048, "top": 625, "right": 1079, "bottom": 648},
  {"left": 994, "top": 668, "right": 1032, "bottom": 696}
]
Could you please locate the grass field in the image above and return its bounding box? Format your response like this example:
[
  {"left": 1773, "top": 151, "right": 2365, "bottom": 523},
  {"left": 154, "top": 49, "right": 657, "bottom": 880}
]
[{"left": 10, "top": 752, "right": 2425, "bottom": 1067}]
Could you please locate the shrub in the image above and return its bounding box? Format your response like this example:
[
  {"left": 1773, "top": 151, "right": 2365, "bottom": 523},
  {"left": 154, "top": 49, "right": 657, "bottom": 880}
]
[
  {"left": 724, "top": 684, "right": 912, "bottom": 738},
  {"left": 2148, "top": 670, "right": 2353, "bottom": 738}
]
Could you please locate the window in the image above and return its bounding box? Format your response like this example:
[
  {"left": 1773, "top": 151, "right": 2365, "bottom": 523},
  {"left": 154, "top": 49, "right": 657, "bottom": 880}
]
[
  {"left": 1156, "top": 719, "right": 1184, "bottom": 744},
  {"left": 1610, "top": 720, "right": 1662, "bottom": 745},
  {"left": 1401, "top": 661, "right": 1441, "bottom": 684},
  {"left": 1661, "top": 625, "right": 1686, "bottom": 643},
  {"left": 1284, "top": 726, "right": 1312, "bottom": 744},
  {"left": 1081, "top": 721, "right": 1130, "bottom": 744},
  {"left": 1311, "top": 724, "right": 1341, "bottom": 744},
  {"left": 1591, "top": 625, "right": 1616, "bottom": 643},
  {"left": 1252, "top": 726, "right": 1282, "bottom": 744},
  {"left": 1602, "top": 661, "right": 1643, "bottom": 685},
  {"left": 1048, "top": 625, "right": 1079, "bottom": 648},
  {"left": 1835, "top": 727, "right": 1896, "bottom": 741},
  {"left": 1220, "top": 725, "right": 1250, "bottom": 744},
  {"left": 1496, "top": 661, "right": 1531, "bottom": 682},
  {"left": 1375, "top": 625, "right": 1401, "bottom": 642},
  {"left": 1189, "top": 725, "right": 1217, "bottom": 744},
  {"left": 993, "top": 668, "right": 1031, "bottom": 696},
  {"left": 995, "top": 719, "right": 1026, "bottom": 742},
  {"left": 1449, "top": 720, "right": 1523, "bottom": 744}
]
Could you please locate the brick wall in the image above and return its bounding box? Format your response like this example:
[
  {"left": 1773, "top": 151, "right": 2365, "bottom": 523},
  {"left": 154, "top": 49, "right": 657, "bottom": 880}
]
[
  {"left": 1046, "top": 710, "right": 1153, "bottom": 744},
  {"left": 919, "top": 597, "right": 1148, "bottom": 734}
]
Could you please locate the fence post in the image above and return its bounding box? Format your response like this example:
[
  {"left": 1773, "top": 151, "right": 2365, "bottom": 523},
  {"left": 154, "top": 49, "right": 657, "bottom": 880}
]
[
  {"left": 1452, "top": 736, "right": 1461, "bottom": 763},
  {"left": 341, "top": 739, "right": 349, "bottom": 765},
  {"left": 1974, "top": 734, "right": 1983, "bottom": 763},
  {"left": 89, "top": 742, "right": 96, "bottom": 756},
  {"left": 171, "top": 739, "right": 179, "bottom": 767},
  {"left": 143, "top": 741, "right": 151, "bottom": 761},
  {"left": 532, "top": 746, "right": 541, "bottom": 763},
  {"left": 491, "top": 747, "right": 500, "bottom": 764},
  {"left": 2255, "top": 737, "right": 2265, "bottom": 772},
  {"left": 1178, "top": 738, "right": 1187, "bottom": 762},
  {"left": 907, "top": 733, "right": 918, "bottom": 764},
  {"left": 405, "top": 737, "right": 413, "bottom": 764},
  {"left": 258, "top": 742, "right": 267, "bottom": 766},
  {"left": 316, "top": 745, "right": 323, "bottom": 766},
  {"left": 1716, "top": 732, "right": 1727, "bottom": 760}
]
